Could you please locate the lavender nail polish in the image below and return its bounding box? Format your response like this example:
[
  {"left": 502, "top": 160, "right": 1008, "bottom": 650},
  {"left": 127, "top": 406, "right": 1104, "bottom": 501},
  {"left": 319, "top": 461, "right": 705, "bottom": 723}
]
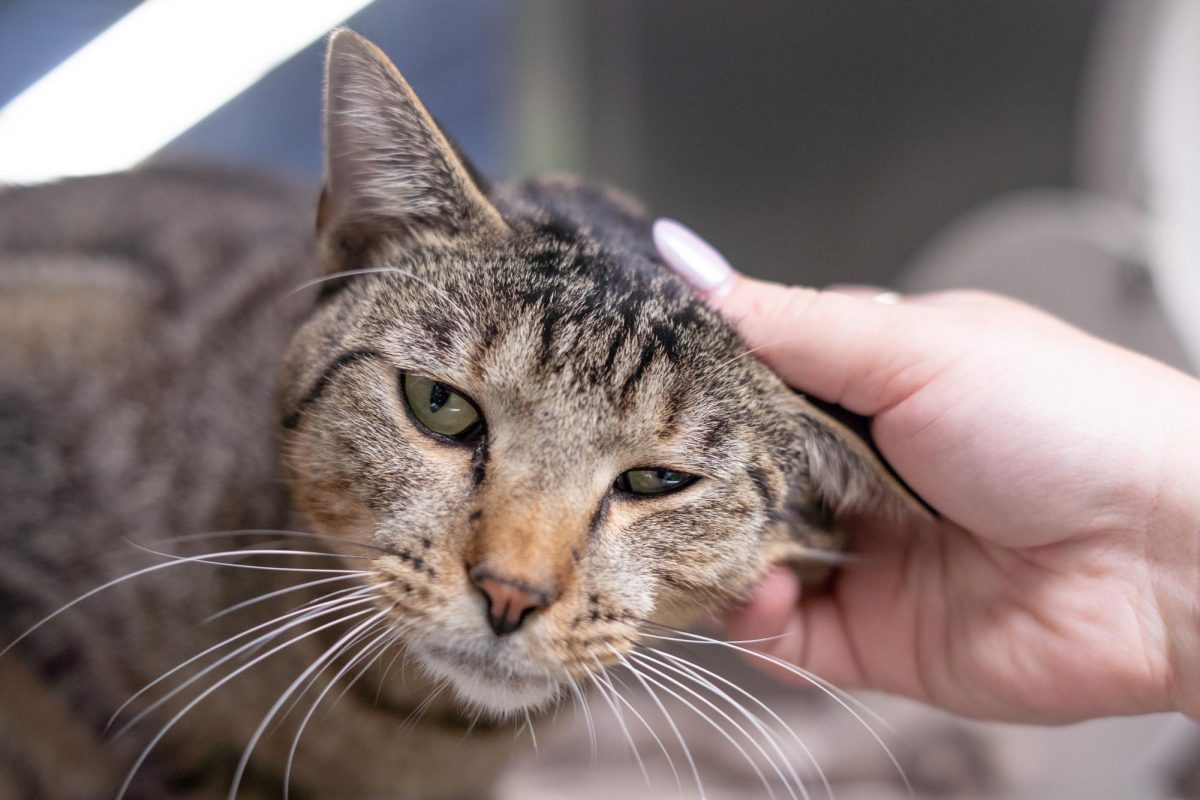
[{"left": 652, "top": 218, "right": 735, "bottom": 295}]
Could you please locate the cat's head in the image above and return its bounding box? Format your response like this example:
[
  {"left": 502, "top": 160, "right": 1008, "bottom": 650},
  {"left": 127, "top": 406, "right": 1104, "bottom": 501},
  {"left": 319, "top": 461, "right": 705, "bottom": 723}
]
[{"left": 278, "top": 30, "right": 919, "bottom": 716}]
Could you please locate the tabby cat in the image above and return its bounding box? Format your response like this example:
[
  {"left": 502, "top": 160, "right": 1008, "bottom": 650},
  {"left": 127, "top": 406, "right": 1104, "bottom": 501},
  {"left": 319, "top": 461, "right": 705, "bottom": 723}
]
[{"left": 0, "top": 30, "right": 917, "bottom": 799}]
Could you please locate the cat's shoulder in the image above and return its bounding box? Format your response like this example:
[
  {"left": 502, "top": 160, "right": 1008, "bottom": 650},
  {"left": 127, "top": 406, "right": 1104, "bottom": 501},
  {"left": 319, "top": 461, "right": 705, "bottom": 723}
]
[{"left": 0, "top": 166, "right": 317, "bottom": 370}]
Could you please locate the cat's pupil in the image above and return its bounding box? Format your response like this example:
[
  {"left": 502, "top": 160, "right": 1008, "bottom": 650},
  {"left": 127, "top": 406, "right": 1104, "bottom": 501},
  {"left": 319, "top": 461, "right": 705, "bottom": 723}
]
[
  {"left": 428, "top": 382, "right": 450, "bottom": 413},
  {"left": 401, "top": 374, "right": 483, "bottom": 441},
  {"left": 654, "top": 469, "right": 686, "bottom": 487}
]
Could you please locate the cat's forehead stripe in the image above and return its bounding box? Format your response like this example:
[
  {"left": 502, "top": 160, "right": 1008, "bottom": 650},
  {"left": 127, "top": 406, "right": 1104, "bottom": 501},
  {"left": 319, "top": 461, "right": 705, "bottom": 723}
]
[{"left": 365, "top": 245, "right": 732, "bottom": 388}]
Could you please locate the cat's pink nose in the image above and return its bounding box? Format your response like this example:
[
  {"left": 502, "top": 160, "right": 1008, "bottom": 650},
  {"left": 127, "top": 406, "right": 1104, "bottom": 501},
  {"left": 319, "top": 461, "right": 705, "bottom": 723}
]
[{"left": 470, "top": 569, "right": 550, "bottom": 636}]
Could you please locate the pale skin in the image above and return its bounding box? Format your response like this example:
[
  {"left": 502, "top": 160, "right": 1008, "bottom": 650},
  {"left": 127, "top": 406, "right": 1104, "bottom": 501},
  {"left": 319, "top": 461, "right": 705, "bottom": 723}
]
[{"left": 653, "top": 219, "right": 1200, "bottom": 724}]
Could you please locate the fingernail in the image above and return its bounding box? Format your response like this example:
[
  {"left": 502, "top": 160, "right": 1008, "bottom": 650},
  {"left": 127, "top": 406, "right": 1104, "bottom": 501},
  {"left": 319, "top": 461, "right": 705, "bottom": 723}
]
[{"left": 653, "top": 218, "right": 735, "bottom": 295}]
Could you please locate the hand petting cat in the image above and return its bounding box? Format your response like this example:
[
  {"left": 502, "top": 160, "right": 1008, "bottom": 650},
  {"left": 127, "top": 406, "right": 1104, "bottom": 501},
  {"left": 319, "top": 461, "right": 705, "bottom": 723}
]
[{"left": 655, "top": 219, "right": 1200, "bottom": 724}]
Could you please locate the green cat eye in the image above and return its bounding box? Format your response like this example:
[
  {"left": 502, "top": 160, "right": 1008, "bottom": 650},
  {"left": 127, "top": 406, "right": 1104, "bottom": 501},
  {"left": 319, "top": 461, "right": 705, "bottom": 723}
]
[
  {"left": 401, "top": 374, "right": 483, "bottom": 441},
  {"left": 615, "top": 468, "right": 698, "bottom": 496}
]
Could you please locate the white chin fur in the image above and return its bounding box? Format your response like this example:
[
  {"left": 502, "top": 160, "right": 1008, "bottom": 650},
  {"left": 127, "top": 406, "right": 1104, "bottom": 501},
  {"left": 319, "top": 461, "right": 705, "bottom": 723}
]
[
  {"left": 445, "top": 669, "right": 557, "bottom": 715},
  {"left": 416, "top": 651, "right": 558, "bottom": 717}
]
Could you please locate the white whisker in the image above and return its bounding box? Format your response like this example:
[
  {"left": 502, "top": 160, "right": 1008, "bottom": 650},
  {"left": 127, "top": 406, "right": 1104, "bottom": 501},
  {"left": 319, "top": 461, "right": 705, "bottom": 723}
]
[
  {"left": 588, "top": 665, "right": 650, "bottom": 788},
  {"left": 639, "top": 625, "right": 894, "bottom": 733},
  {"left": 606, "top": 669, "right": 684, "bottom": 797},
  {"left": 612, "top": 647, "right": 706, "bottom": 800},
  {"left": 330, "top": 628, "right": 404, "bottom": 711},
  {"left": 274, "top": 612, "right": 392, "bottom": 728},
  {"left": 125, "top": 541, "right": 374, "bottom": 573},
  {"left": 629, "top": 652, "right": 785, "bottom": 800},
  {"left": 650, "top": 647, "right": 832, "bottom": 800},
  {"left": 566, "top": 676, "right": 597, "bottom": 764},
  {"left": 238, "top": 586, "right": 381, "bottom": 662},
  {"left": 107, "top": 581, "right": 374, "bottom": 732},
  {"left": 112, "top": 588, "right": 380, "bottom": 739},
  {"left": 522, "top": 708, "right": 539, "bottom": 755},
  {"left": 152, "top": 529, "right": 392, "bottom": 555},
  {"left": 636, "top": 649, "right": 810, "bottom": 800},
  {"left": 115, "top": 606, "right": 378, "bottom": 800},
  {"left": 2, "top": 547, "right": 364, "bottom": 659},
  {"left": 641, "top": 627, "right": 910, "bottom": 796},
  {"left": 284, "top": 623, "right": 401, "bottom": 798},
  {"left": 205, "top": 573, "right": 365, "bottom": 622},
  {"left": 285, "top": 266, "right": 454, "bottom": 304},
  {"left": 392, "top": 680, "right": 446, "bottom": 738},
  {"left": 375, "top": 638, "right": 407, "bottom": 703},
  {"left": 227, "top": 605, "right": 397, "bottom": 800}
]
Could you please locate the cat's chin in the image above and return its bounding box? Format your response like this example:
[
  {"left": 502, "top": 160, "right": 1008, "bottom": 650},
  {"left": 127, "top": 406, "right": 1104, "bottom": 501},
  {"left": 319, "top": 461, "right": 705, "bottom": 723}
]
[
  {"left": 442, "top": 668, "right": 559, "bottom": 716},
  {"left": 415, "top": 646, "right": 559, "bottom": 717}
]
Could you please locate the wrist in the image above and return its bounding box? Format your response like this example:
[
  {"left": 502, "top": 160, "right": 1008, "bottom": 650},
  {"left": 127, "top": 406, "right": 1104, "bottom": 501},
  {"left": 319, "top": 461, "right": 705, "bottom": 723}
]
[
  {"left": 1148, "top": 374, "right": 1200, "bottom": 719},
  {"left": 1156, "top": 504, "right": 1200, "bottom": 720}
]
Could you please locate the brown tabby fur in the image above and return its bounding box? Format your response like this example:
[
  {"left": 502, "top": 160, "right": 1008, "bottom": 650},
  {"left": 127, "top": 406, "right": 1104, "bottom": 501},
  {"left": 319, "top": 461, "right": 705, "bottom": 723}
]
[{"left": 0, "top": 30, "right": 914, "bottom": 799}]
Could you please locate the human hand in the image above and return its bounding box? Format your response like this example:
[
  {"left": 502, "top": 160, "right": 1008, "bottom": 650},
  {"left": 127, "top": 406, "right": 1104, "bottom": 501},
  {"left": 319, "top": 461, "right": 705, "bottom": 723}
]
[{"left": 654, "top": 218, "right": 1200, "bottom": 723}]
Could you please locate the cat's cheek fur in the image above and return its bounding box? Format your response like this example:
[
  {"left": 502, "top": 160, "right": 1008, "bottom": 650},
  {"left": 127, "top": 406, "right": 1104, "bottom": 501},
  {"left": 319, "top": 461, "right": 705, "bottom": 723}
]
[{"left": 612, "top": 494, "right": 771, "bottom": 626}]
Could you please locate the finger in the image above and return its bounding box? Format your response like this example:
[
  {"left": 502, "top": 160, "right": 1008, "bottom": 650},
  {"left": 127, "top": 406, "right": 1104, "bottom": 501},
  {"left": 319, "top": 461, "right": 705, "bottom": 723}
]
[
  {"left": 902, "top": 288, "right": 1016, "bottom": 310},
  {"left": 827, "top": 286, "right": 1021, "bottom": 313},
  {"left": 654, "top": 218, "right": 952, "bottom": 415},
  {"left": 721, "top": 566, "right": 798, "bottom": 640},
  {"left": 716, "top": 278, "right": 962, "bottom": 418},
  {"left": 724, "top": 580, "right": 870, "bottom": 691},
  {"left": 824, "top": 284, "right": 901, "bottom": 304}
]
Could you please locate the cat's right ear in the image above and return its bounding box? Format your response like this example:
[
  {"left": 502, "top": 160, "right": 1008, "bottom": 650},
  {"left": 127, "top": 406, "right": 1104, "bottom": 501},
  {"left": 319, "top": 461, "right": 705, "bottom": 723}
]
[{"left": 318, "top": 29, "right": 508, "bottom": 267}]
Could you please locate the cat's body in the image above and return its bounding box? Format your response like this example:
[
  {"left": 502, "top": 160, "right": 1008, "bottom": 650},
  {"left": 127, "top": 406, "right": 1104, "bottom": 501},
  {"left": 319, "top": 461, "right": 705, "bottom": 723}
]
[
  {"left": 0, "top": 31, "right": 910, "bottom": 799},
  {"left": 0, "top": 167, "right": 504, "bottom": 799},
  {"left": 0, "top": 166, "right": 689, "bottom": 799}
]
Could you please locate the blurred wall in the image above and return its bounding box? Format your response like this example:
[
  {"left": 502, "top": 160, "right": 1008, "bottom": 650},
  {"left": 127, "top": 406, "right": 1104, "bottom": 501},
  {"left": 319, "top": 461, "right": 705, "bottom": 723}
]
[
  {"left": 2, "top": 0, "right": 1104, "bottom": 290},
  {"left": 563, "top": 1, "right": 1102, "bottom": 287}
]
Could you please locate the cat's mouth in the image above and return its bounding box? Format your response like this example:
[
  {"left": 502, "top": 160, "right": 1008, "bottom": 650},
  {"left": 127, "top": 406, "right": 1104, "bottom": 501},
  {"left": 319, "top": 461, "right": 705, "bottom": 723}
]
[{"left": 416, "top": 643, "right": 560, "bottom": 715}]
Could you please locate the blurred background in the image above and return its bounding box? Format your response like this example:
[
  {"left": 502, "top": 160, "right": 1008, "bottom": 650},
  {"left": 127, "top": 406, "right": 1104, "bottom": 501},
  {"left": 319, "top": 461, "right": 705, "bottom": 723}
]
[
  {"left": 1, "top": 1, "right": 1198, "bottom": 797},
  {"left": 1, "top": 0, "right": 1197, "bottom": 369}
]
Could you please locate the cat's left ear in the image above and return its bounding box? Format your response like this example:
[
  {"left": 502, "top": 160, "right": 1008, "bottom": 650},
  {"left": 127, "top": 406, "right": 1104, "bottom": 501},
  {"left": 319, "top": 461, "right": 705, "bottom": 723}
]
[
  {"left": 779, "top": 391, "right": 936, "bottom": 530},
  {"left": 318, "top": 29, "right": 508, "bottom": 265},
  {"left": 766, "top": 393, "right": 936, "bottom": 578}
]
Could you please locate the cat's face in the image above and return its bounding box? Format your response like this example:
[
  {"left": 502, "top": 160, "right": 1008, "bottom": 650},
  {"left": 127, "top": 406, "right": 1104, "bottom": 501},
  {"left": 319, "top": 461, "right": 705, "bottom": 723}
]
[{"left": 277, "top": 30, "right": 905, "bottom": 716}]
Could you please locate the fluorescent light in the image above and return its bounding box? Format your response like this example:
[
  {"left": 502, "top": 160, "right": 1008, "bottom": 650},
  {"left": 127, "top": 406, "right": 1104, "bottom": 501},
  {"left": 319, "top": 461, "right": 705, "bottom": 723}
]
[{"left": 0, "top": 0, "right": 376, "bottom": 184}]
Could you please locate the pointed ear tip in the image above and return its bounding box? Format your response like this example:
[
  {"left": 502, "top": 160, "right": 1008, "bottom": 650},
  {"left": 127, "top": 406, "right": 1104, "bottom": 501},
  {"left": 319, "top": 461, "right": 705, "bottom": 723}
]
[
  {"left": 324, "top": 28, "right": 407, "bottom": 91},
  {"left": 326, "top": 27, "right": 377, "bottom": 62},
  {"left": 327, "top": 26, "right": 362, "bottom": 45}
]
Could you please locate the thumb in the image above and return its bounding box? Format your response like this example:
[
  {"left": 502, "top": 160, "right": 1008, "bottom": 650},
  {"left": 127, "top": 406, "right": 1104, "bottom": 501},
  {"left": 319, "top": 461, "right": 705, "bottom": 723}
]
[
  {"left": 722, "top": 566, "right": 874, "bottom": 691},
  {"left": 653, "top": 218, "right": 946, "bottom": 416}
]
